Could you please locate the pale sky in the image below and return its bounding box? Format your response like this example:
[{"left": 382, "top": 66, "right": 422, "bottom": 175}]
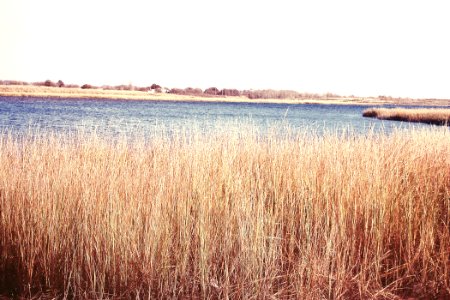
[{"left": 1, "top": 0, "right": 450, "bottom": 99}]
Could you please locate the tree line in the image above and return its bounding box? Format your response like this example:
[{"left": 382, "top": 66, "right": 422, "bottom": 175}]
[{"left": 0, "top": 79, "right": 387, "bottom": 100}]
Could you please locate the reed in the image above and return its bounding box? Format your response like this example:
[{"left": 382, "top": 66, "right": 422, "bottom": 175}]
[
  {"left": 0, "top": 127, "right": 449, "bottom": 299},
  {"left": 4, "top": 85, "right": 450, "bottom": 106},
  {"left": 363, "top": 107, "right": 450, "bottom": 125},
  {"left": 0, "top": 84, "right": 261, "bottom": 104}
]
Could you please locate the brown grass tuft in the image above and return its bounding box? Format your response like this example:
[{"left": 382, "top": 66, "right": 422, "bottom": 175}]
[
  {"left": 0, "top": 128, "right": 449, "bottom": 298},
  {"left": 363, "top": 107, "right": 450, "bottom": 125}
]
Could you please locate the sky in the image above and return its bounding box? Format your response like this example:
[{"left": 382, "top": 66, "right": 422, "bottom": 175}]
[{"left": 1, "top": 0, "right": 450, "bottom": 99}]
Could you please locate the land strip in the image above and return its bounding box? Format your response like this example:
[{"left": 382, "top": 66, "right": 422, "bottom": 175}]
[
  {"left": 1, "top": 84, "right": 450, "bottom": 106},
  {"left": 363, "top": 107, "right": 450, "bottom": 125}
]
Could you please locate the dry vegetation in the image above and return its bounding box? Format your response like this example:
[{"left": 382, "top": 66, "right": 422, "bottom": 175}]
[
  {"left": 363, "top": 108, "right": 450, "bottom": 125},
  {"left": 0, "top": 127, "right": 449, "bottom": 299},
  {"left": 0, "top": 84, "right": 261, "bottom": 103},
  {"left": 2, "top": 80, "right": 450, "bottom": 106}
]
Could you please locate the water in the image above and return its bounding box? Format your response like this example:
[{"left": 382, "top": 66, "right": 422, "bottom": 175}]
[{"left": 0, "top": 96, "right": 442, "bottom": 139}]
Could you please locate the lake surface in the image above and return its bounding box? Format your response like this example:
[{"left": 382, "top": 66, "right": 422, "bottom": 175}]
[{"left": 0, "top": 96, "right": 443, "bottom": 139}]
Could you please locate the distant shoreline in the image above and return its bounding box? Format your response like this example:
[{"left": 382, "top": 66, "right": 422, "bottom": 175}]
[{"left": 1, "top": 84, "right": 449, "bottom": 106}]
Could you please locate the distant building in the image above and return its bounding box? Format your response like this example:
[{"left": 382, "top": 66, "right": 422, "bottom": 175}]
[{"left": 149, "top": 87, "right": 169, "bottom": 94}]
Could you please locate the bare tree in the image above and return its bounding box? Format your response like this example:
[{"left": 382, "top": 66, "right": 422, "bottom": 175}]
[
  {"left": 204, "top": 87, "right": 219, "bottom": 95},
  {"left": 44, "top": 80, "right": 56, "bottom": 87}
]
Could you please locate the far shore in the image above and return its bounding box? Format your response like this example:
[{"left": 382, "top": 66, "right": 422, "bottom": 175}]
[{"left": 1, "top": 84, "right": 449, "bottom": 106}]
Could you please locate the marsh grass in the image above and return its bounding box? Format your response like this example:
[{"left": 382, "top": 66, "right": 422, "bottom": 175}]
[
  {"left": 363, "top": 107, "right": 450, "bottom": 125},
  {"left": 0, "top": 85, "right": 247, "bottom": 102},
  {"left": 5, "top": 85, "right": 450, "bottom": 106},
  {"left": 0, "top": 127, "right": 449, "bottom": 299}
]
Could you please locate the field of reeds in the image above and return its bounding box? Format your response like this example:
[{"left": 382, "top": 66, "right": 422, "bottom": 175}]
[
  {"left": 0, "top": 127, "right": 449, "bottom": 299},
  {"left": 0, "top": 84, "right": 190, "bottom": 101},
  {"left": 4, "top": 84, "right": 450, "bottom": 106},
  {"left": 363, "top": 107, "right": 450, "bottom": 125}
]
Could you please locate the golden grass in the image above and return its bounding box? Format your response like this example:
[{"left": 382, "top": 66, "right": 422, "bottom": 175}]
[
  {"left": 3, "top": 84, "right": 450, "bottom": 106},
  {"left": 363, "top": 107, "right": 450, "bottom": 125},
  {"left": 0, "top": 84, "right": 237, "bottom": 102},
  {"left": 0, "top": 127, "right": 449, "bottom": 299}
]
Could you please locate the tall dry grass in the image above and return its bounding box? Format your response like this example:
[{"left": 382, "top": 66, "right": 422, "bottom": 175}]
[
  {"left": 0, "top": 85, "right": 247, "bottom": 103},
  {"left": 0, "top": 84, "right": 152, "bottom": 100},
  {"left": 363, "top": 107, "right": 450, "bottom": 125},
  {"left": 0, "top": 127, "right": 449, "bottom": 299}
]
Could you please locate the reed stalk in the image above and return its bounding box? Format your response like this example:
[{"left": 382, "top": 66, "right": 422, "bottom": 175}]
[{"left": 0, "top": 127, "right": 449, "bottom": 298}]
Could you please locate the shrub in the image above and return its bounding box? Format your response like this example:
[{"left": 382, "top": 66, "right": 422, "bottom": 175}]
[
  {"left": 219, "top": 89, "right": 241, "bottom": 96},
  {"left": 184, "top": 87, "right": 203, "bottom": 95},
  {"left": 169, "top": 88, "right": 184, "bottom": 94},
  {"left": 64, "top": 84, "right": 80, "bottom": 88},
  {"left": 44, "top": 80, "right": 56, "bottom": 87},
  {"left": 204, "top": 87, "right": 219, "bottom": 95},
  {"left": 81, "top": 84, "right": 93, "bottom": 89}
]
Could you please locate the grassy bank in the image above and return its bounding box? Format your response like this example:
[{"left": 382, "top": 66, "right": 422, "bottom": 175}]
[
  {"left": 0, "top": 128, "right": 449, "bottom": 299},
  {"left": 2, "top": 84, "right": 450, "bottom": 106},
  {"left": 0, "top": 84, "right": 357, "bottom": 104},
  {"left": 363, "top": 107, "right": 450, "bottom": 125},
  {"left": 0, "top": 84, "right": 244, "bottom": 102}
]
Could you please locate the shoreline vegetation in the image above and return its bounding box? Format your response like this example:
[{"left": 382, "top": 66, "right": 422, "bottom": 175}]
[
  {"left": 1, "top": 80, "right": 450, "bottom": 106},
  {"left": 0, "top": 127, "right": 449, "bottom": 299},
  {"left": 363, "top": 107, "right": 450, "bottom": 125}
]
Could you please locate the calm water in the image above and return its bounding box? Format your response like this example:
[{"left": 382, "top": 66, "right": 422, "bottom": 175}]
[{"left": 0, "top": 96, "right": 442, "bottom": 139}]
